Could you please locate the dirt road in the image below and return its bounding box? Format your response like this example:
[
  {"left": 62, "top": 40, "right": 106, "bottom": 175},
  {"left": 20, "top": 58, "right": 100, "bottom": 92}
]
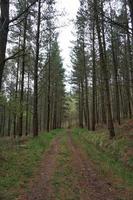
[{"left": 18, "top": 131, "right": 131, "bottom": 200}]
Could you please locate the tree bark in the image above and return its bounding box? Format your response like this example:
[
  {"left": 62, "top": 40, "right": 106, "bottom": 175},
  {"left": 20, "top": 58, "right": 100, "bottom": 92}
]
[
  {"left": 79, "top": 84, "right": 84, "bottom": 128},
  {"left": 0, "top": 0, "right": 9, "bottom": 91},
  {"left": 110, "top": 19, "right": 121, "bottom": 124},
  {"left": 94, "top": 0, "right": 115, "bottom": 138},
  {"left": 47, "top": 47, "right": 51, "bottom": 132},
  {"left": 124, "top": 37, "right": 132, "bottom": 118},
  {"left": 92, "top": 24, "right": 96, "bottom": 131},
  {"left": 13, "top": 55, "right": 19, "bottom": 138},
  {"left": 83, "top": 40, "right": 90, "bottom": 130},
  {"left": 33, "top": 0, "right": 41, "bottom": 137},
  {"left": 19, "top": 10, "right": 27, "bottom": 137},
  {"left": 26, "top": 72, "right": 30, "bottom": 136},
  {"left": 47, "top": 30, "right": 52, "bottom": 132},
  {"left": 8, "top": 109, "right": 11, "bottom": 137}
]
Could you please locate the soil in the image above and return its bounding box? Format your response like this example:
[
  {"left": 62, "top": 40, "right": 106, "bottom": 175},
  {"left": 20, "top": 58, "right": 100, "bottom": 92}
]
[
  {"left": 18, "top": 131, "right": 132, "bottom": 200},
  {"left": 18, "top": 136, "right": 61, "bottom": 200}
]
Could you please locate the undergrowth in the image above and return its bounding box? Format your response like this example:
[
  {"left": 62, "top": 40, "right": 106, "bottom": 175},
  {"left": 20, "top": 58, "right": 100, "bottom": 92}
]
[
  {"left": 72, "top": 128, "right": 133, "bottom": 191},
  {"left": 0, "top": 129, "right": 62, "bottom": 200}
]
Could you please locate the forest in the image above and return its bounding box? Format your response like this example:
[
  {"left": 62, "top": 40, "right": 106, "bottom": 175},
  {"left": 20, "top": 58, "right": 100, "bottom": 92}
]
[{"left": 0, "top": 0, "right": 133, "bottom": 199}]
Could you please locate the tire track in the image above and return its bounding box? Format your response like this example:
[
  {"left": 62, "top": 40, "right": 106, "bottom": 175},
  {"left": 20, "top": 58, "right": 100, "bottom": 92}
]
[
  {"left": 67, "top": 131, "right": 120, "bottom": 200},
  {"left": 18, "top": 136, "right": 61, "bottom": 200}
]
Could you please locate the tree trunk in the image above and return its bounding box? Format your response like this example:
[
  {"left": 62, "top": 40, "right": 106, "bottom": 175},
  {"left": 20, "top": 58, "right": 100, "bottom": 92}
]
[
  {"left": 26, "top": 72, "right": 30, "bottom": 136},
  {"left": 13, "top": 56, "right": 19, "bottom": 138},
  {"left": 124, "top": 37, "right": 132, "bottom": 118},
  {"left": 110, "top": 23, "right": 121, "bottom": 124},
  {"left": 83, "top": 40, "right": 90, "bottom": 130},
  {"left": 2, "top": 105, "right": 5, "bottom": 136},
  {"left": 81, "top": 80, "right": 84, "bottom": 128},
  {"left": 0, "top": 0, "right": 9, "bottom": 90},
  {"left": 19, "top": 13, "right": 27, "bottom": 137},
  {"left": 92, "top": 24, "right": 96, "bottom": 131},
  {"left": 8, "top": 109, "right": 11, "bottom": 137},
  {"left": 33, "top": 0, "right": 41, "bottom": 137},
  {"left": 47, "top": 38, "right": 51, "bottom": 132},
  {"left": 94, "top": 0, "right": 115, "bottom": 138},
  {"left": 79, "top": 84, "right": 84, "bottom": 128},
  {"left": 125, "top": 1, "right": 132, "bottom": 118}
]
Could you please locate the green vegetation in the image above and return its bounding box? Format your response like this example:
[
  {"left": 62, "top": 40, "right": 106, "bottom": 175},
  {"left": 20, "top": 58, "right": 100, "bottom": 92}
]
[
  {"left": 52, "top": 135, "right": 80, "bottom": 200},
  {"left": 72, "top": 128, "right": 133, "bottom": 190},
  {"left": 0, "top": 129, "right": 62, "bottom": 200}
]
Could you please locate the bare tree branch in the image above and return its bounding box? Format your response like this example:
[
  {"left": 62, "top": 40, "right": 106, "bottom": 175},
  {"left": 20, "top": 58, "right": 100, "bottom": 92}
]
[
  {"left": 1, "top": 50, "right": 23, "bottom": 64},
  {"left": 9, "top": 0, "right": 38, "bottom": 24},
  {"left": 103, "top": 13, "right": 133, "bottom": 35}
]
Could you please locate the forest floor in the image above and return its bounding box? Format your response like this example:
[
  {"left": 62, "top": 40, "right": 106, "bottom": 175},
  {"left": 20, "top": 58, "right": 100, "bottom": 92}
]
[{"left": 17, "top": 128, "right": 133, "bottom": 200}]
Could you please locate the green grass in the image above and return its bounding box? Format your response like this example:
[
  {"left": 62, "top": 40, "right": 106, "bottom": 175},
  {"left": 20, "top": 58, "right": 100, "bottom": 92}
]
[
  {"left": 0, "top": 129, "right": 63, "bottom": 200},
  {"left": 72, "top": 128, "right": 133, "bottom": 191},
  {"left": 52, "top": 135, "right": 80, "bottom": 200}
]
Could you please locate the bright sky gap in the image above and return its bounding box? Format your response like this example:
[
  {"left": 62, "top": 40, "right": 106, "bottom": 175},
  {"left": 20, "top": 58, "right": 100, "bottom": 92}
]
[{"left": 56, "top": 0, "right": 80, "bottom": 91}]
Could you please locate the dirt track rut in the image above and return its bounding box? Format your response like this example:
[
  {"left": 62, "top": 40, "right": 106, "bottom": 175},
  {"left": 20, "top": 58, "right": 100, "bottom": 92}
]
[
  {"left": 18, "top": 131, "right": 131, "bottom": 200},
  {"left": 18, "top": 137, "right": 61, "bottom": 200}
]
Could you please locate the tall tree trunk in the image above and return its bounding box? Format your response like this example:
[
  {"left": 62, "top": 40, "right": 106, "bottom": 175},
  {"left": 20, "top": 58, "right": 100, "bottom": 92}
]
[
  {"left": 8, "top": 109, "right": 11, "bottom": 137},
  {"left": 110, "top": 23, "right": 121, "bottom": 124},
  {"left": 79, "top": 84, "right": 84, "bottom": 128},
  {"left": 13, "top": 56, "right": 19, "bottom": 138},
  {"left": 100, "top": 74, "right": 107, "bottom": 124},
  {"left": 94, "top": 0, "right": 115, "bottom": 138},
  {"left": 0, "top": 0, "right": 9, "bottom": 91},
  {"left": 26, "top": 72, "right": 30, "bottom": 136},
  {"left": 53, "top": 92, "right": 57, "bottom": 129},
  {"left": 19, "top": 12, "right": 27, "bottom": 137},
  {"left": 33, "top": 0, "right": 41, "bottom": 137},
  {"left": 92, "top": 24, "right": 96, "bottom": 131},
  {"left": 125, "top": 1, "right": 133, "bottom": 118},
  {"left": 124, "top": 37, "right": 132, "bottom": 118},
  {"left": 83, "top": 40, "right": 90, "bottom": 130},
  {"left": 81, "top": 80, "right": 84, "bottom": 128},
  {"left": 43, "top": 94, "right": 47, "bottom": 131},
  {"left": 2, "top": 105, "right": 5, "bottom": 136},
  {"left": 101, "top": 0, "right": 108, "bottom": 125},
  {"left": 47, "top": 39, "right": 51, "bottom": 132}
]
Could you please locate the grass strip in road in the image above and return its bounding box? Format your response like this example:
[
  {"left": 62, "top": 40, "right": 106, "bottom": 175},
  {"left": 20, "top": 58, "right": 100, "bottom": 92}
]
[
  {"left": 72, "top": 128, "right": 133, "bottom": 192},
  {"left": 52, "top": 134, "right": 81, "bottom": 200},
  {"left": 0, "top": 129, "right": 63, "bottom": 200}
]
